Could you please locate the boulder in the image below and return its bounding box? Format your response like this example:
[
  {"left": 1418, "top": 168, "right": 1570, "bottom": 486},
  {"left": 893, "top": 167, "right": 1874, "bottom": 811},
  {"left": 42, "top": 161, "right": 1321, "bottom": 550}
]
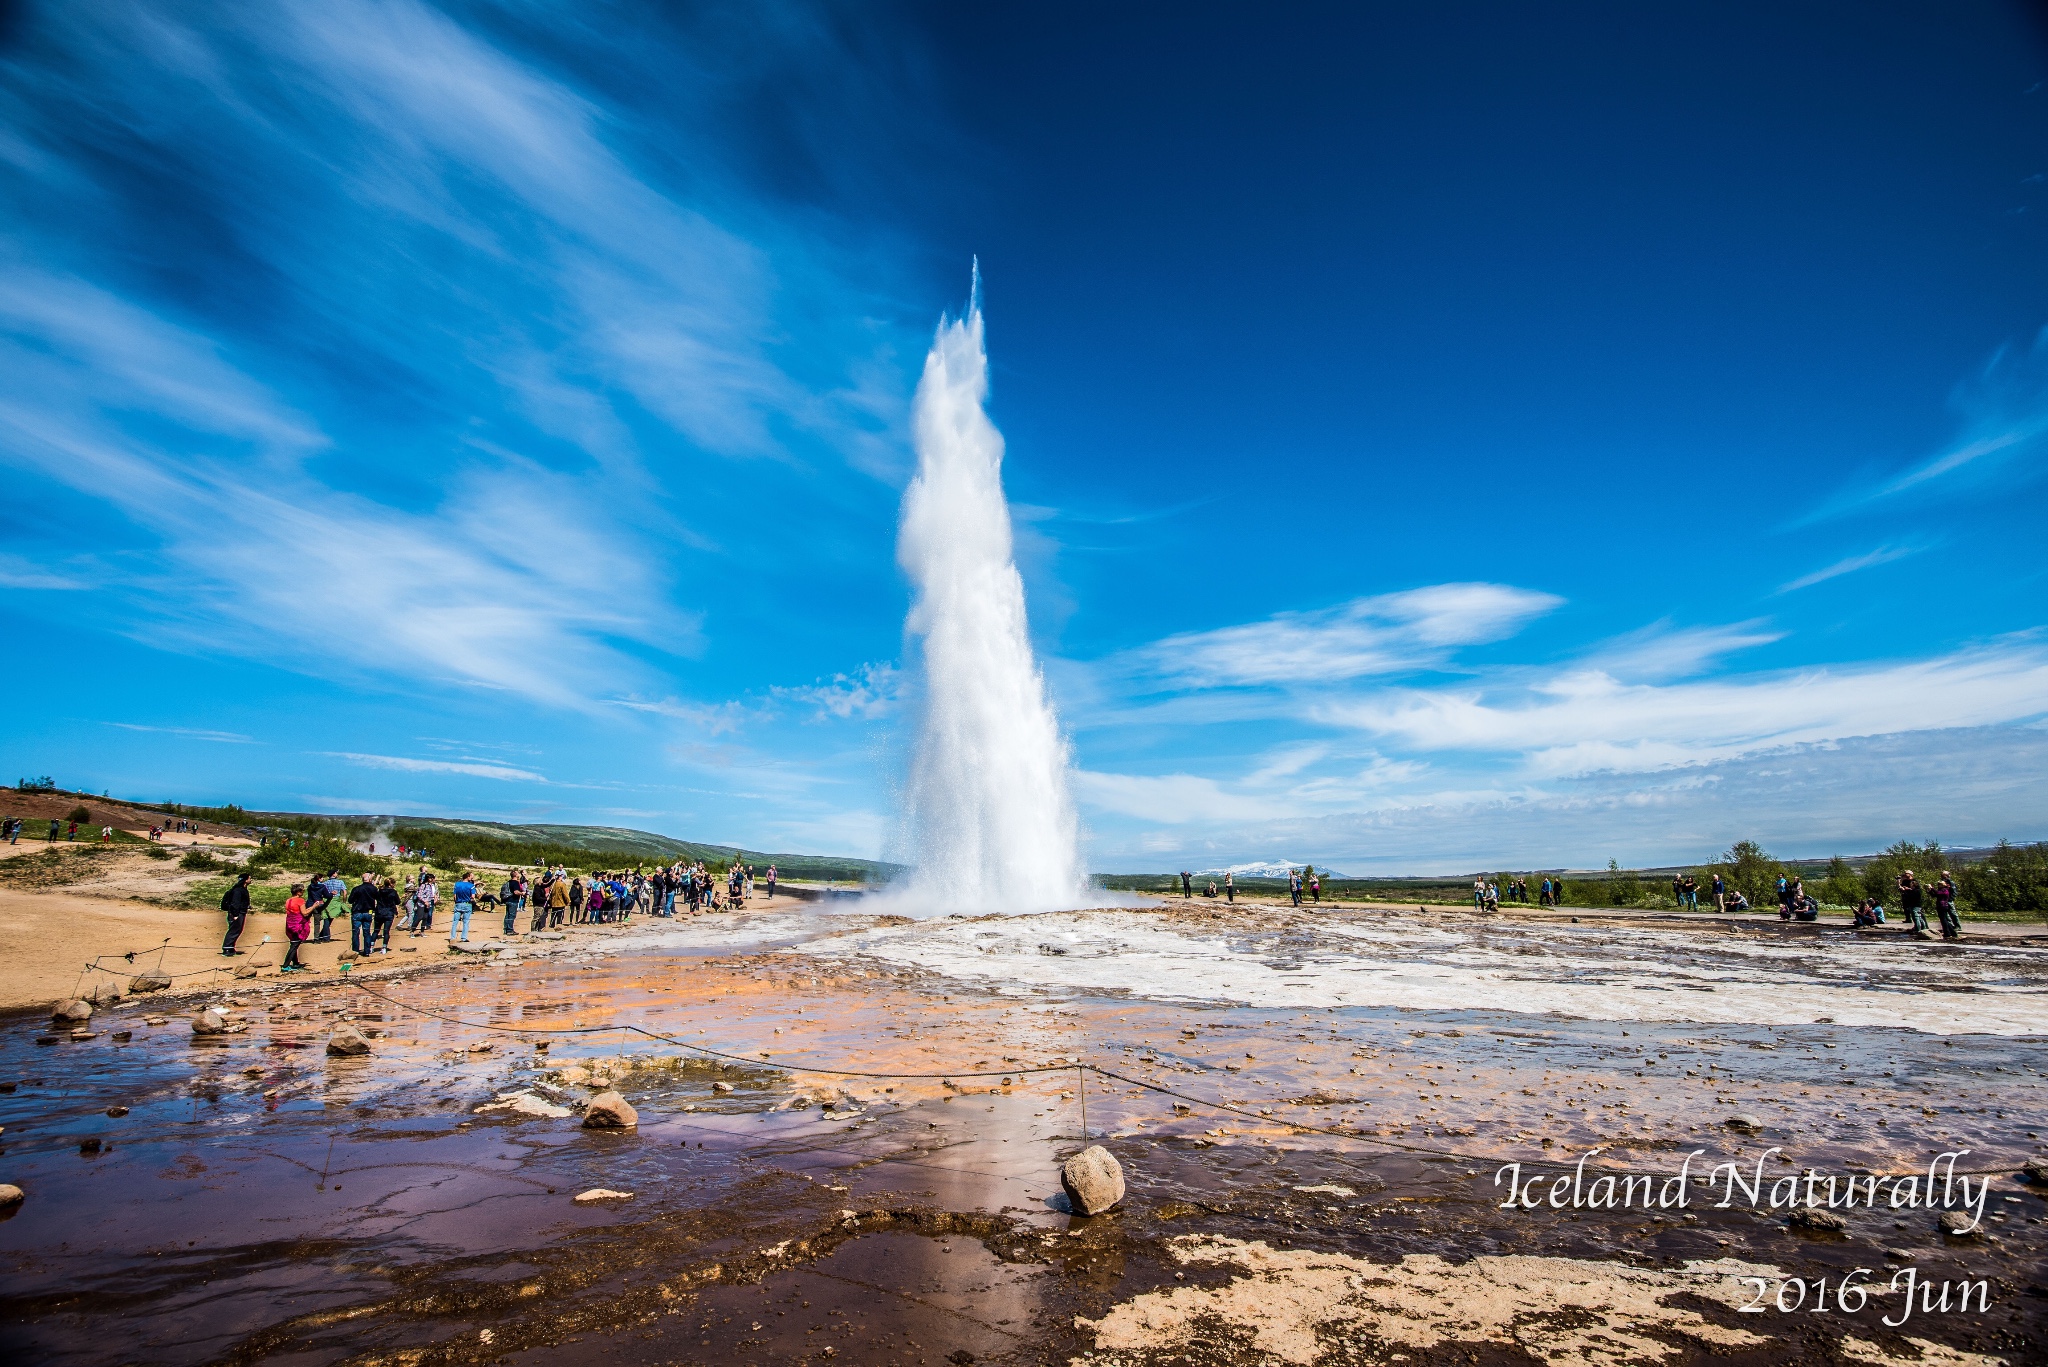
[
  {"left": 1788, "top": 1207, "right": 1848, "bottom": 1232},
  {"left": 129, "top": 972, "right": 173, "bottom": 994},
  {"left": 582, "top": 1090, "right": 638, "bottom": 1130},
  {"left": 1060, "top": 1145, "right": 1126, "bottom": 1215},
  {"left": 1725, "top": 1113, "right": 1764, "bottom": 1133},
  {"left": 326, "top": 1024, "right": 373, "bottom": 1057},
  {"left": 476, "top": 1091, "right": 572, "bottom": 1120},
  {"left": 191, "top": 1008, "right": 228, "bottom": 1036},
  {"left": 1938, "top": 1210, "right": 1981, "bottom": 1237},
  {"left": 0, "top": 1184, "right": 21, "bottom": 1209},
  {"left": 51, "top": 999, "right": 93, "bottom": 1023},
  {"left": 2021, "top": 1156, "right": 2048, "bottom": 1186},
  {"left": 89, "top": 982, "right": 124, "bottom": 1005}
]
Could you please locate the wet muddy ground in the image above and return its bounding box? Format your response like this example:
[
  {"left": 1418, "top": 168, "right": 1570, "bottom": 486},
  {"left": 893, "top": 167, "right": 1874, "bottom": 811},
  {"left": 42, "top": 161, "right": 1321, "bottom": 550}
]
[{"left": 1, "top": 904, "right": 2044, "bottom": 1365}]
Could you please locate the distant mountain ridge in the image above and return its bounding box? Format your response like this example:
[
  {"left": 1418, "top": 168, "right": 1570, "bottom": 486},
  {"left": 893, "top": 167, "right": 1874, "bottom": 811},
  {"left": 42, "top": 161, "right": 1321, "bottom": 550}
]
[{"left": 1195, "top": 860, "right": 1350, "bottom": 879}]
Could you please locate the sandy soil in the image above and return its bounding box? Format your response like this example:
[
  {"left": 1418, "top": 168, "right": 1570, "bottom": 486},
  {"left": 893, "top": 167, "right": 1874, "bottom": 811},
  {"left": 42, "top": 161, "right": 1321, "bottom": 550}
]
[{"left": 0, "top": 845, "right": 806, "bottom": 1012}]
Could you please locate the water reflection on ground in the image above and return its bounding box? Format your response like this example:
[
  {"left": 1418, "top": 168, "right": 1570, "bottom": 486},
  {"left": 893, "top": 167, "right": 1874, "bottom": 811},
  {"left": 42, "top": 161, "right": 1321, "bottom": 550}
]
[{"left": 0, "top": 903, "right": 2042, "bottom": 1365}]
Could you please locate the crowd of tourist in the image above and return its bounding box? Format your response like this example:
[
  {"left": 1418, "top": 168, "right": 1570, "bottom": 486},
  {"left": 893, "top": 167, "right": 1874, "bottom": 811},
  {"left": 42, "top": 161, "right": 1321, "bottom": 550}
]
[{"left": 229, "top": 858, "right": 781, "bottom": 965}]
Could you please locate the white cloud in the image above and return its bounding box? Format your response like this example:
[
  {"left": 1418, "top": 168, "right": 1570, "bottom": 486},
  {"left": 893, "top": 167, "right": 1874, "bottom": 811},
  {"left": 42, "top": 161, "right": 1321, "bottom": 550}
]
[
  {"left": 1315, "top": 644, "right": 2048, "bottom": 774},
  {"left": 0, "top": 551, "right": 89, "bottom": 590},
  {"left": 1581, "top": 620, "right": 1782, "bottom": 681},
  {"left": 1776, "top": 544, "right": 1924, "bottom": 594},
  {"left": 328, "top": 752, "right": 545, "bottom": 783},
  {"left": 108, "top": 722, "right": 254, "bottom": 744},
  {"left": 1127, "top": 582, "right": 1562, "bottom": 687},
  {"left": 770, "top": 662, "right": 900, "bottom": 720}
]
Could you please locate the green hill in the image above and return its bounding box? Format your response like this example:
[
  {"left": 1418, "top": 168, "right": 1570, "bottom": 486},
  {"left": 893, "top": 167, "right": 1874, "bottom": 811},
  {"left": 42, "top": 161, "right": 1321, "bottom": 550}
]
[{"left": 379, "top": 816, "right": 894, "bottom": 883}]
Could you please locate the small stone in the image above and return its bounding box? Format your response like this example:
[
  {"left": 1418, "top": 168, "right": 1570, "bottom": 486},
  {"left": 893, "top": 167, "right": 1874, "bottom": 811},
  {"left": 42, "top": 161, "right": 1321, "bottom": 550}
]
[
  {"left": 1060, "top": 1144, "right": 1126, "bottom": 1216},
  {"left": 1938, "top": 1210, "right": 1981, "bottom": 1237},
  {"left": 2021, "top": 1156, "right": 2048, "bottom": 1186},
  {"left": 51, "top": 999, "right": 93, "bottom": 1023},
  {"left": 128, "top": 972, "right": 172, "bottom": 994},
  {"left": 144, "top": 1016, "right": 167, "bottom": 1026},
  {"left": 111, "top": 1031, "right": 132, "bottom": 1042},
  {"left": 1726, "top": 1113, "right": 1764, "bottom": 1133},
  {"left": 0, "top": 1184, "right": 21, "bottom": 1209},
  {"left": 105, "top": 1106, "right": 129, "bottom": 1118},
  {"left": 582, "top": 1090, "right": 638, "bottom": 1129},
  {"left": 79, "top": 1137, "right": 102, "bottom": 1155},
  {"left": 572, "top": 1188, "right": 633, "bottom": 1203},
  {"left": 467, "top": 1041, "right": 495, "bottom": 1053},
  {"left": 711, "top": 1081, "right": 734, "bottom": 1094},
  {"left": 326, "top": 1024, "right": 373, "bottom": 1057},
  {"left": 191, "top": 1008, "right": 228, "bottom": 1036},
  {"left": 1788, "top": 1208, "right": 1848, "bottom": 1232}
]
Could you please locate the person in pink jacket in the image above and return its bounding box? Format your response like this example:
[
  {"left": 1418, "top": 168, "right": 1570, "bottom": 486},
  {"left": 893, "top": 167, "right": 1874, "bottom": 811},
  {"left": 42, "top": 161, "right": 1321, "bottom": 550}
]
[{"left": 282, "top": 885, "right": 310, "bottom": 972}]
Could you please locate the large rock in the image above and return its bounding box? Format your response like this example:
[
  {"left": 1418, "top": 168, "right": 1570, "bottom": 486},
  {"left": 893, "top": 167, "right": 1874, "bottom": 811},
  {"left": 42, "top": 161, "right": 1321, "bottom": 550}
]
[
  {"left": 1725, "top": 1113, "right": 1764, "bottom": 1133},
  {"left": 129, "top": 971, "right": 173, "bottom": 994},
  {"left": 51, "top": 999, "right": 93, "bottom": 1023},
  {"left": 1788, "top": 1207, "right": 1848, "bottom": 1232},
  {"left": 582, "top": 1090, "right": 638, "bottom": 1129},
  {"left": 476, "top": 1090, "right": 572, "bottom": 1120},
  {"left": 191, "top": 1008, "right": 228, "bottom": 1036},
  {"left": 1061, "top": 1145, "right": 1126, "bottom": 1215},
  {"left": 1938, "top": 1210, "right": 1981, "bottom": 1237},
  {"left": 327, "top": 1024, "right": 373, "bottom": 1056},
  {"left": 2021, "top": 1156, "right": 2048, "bottom": 1186},
  {"left": 0, "top": 1184, "right": 22, "bottom": 1210}
]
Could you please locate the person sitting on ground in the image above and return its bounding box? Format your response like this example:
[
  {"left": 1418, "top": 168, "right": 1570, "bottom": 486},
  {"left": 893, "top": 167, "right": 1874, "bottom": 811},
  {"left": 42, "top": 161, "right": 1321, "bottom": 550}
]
[
  {"left": 1852, "top": 897, "right": 1883, "bottom": 927},
  {"left": 1725, "top": 889, "right": 1750, "bottom": 911},
  {"left": 1204, "top": 880, "right": 1218, "bottom": 898}
]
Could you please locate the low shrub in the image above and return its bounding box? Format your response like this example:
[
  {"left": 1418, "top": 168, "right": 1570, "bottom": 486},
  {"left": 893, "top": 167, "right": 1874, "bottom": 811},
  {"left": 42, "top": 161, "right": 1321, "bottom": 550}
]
[{"left": 180, "top": 849, "right": 226, "bottom": 872}]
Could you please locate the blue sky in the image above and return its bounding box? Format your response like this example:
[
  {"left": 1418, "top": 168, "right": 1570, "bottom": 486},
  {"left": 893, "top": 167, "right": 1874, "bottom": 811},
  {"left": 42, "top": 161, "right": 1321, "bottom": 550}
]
[{"left": 4, "top": 1, "right": 2047, "bottom": 872}]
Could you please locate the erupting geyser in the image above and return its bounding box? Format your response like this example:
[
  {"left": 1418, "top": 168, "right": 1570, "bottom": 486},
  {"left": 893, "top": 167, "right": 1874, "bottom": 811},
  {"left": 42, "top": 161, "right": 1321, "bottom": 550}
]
[{"left": 893, "top": 270, "right": 1086, "bottom": 912}]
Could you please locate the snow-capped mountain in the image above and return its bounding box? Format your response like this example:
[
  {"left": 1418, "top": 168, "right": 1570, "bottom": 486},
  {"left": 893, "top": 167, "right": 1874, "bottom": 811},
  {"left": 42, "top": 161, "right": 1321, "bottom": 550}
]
[{"left": 1194, "top": 860, "right": 1348, "bottom": 879}]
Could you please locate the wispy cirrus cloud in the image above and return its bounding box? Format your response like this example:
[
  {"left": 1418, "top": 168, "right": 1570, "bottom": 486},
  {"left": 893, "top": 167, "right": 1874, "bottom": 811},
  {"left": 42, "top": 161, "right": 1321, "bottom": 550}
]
[
  {"left": 1798, "top": 327, "right": 2048, "bottom": 526},
  {"left": 327, "top": 752, "right": 546, "bottom": 783},
  {"left": 1125, "top": 582, "right": 1562, "bottom": 688},
  {"left": 108, "top": 722, "right": 255, "bottom": 744},
  {"left": 1314, "top": 643, "right": 2048, "bottom": 774},
  {"left": 1776, "top": 544, "right": 1925, "bottom": 594},
  {"left": 0, "top": 0, "right": 919, "bottom": 711}
]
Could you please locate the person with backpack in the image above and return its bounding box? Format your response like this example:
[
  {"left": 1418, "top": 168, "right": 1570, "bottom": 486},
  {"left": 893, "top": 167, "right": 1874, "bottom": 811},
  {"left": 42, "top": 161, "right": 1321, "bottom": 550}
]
[
  {"left": 221, "top": 872, "right": 253, "bottom": 954},
  {"left": 500, "top": 871, "right": 527, "bottom": 936}
]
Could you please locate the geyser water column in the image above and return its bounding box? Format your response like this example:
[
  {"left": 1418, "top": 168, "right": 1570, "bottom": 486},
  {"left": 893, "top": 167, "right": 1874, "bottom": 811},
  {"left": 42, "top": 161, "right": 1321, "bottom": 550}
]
[{"left": 894, "top": 278, "right": 1085, "bottom": 912}]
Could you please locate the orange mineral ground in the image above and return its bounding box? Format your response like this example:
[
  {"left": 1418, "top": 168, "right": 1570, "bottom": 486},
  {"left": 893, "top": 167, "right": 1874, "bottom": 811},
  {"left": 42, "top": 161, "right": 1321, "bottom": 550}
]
[{"left": 1, "top": 898, "right": 2043, "bottom": 1365}]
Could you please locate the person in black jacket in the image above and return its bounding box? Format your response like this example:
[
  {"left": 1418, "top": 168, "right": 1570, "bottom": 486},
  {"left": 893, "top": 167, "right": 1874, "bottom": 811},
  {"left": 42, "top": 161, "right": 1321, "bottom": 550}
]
[
  {"left": 348, "top": 874, "right": 381, "bottom": 955},
  {"left": 221, "top": 872, "right": 253, "bottom": 955},
  {"left": 372, "top": 875, "right": 400, "bottom": 952}
]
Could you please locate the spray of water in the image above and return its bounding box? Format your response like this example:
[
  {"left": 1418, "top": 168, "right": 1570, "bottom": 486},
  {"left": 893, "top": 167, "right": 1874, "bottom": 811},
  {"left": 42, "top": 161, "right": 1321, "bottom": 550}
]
[{"left": 890, "top": 271, "right": 1086, "bottom": 912}]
